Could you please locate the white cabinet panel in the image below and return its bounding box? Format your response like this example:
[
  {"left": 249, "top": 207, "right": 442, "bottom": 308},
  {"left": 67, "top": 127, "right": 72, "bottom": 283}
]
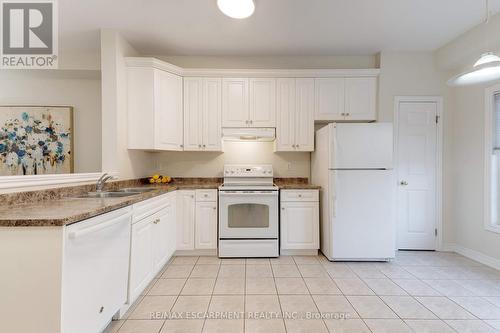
[
  {"left": 176, "top": 190, "right": 196, "bottom": 250},
  {"left": 184, "top": 78, "right": 222, "bottom": 151},
  {"left": 130, "top": 215, "right": 154, "bottom": 302},
  {"left": 280, "top": 202, "right": 319, "bottom": 250},
  {"left": 249, "top": 78, "right": 276, "bottom": 127},
  {"left": 276, "top": 78, "right": 296, "bottom": 151},
  {"left": 195, "top": 201, "right": 218, "bottom": 250},
  {"left": 345, "top": 77, "right": 377, "bottom": 121},
  {"left": 203, "top": 78, "right": 222, "bottom": 151},
  {"left": 155, "top": 70, "right": 184, "bottom": 150},
  {"left": 153, "top": 202, "right": 176, "bottom": 272},
  {"left": 222, "top": 78, "right": 249, "bottom": 127},
  {"left": 276, "top": 78, "right": 314, "bottom": 152},
  {"left": 295, "top": 78, "right": 315, "bottom": 151},
  {"left": 315, "top": 78, "right": 344, "bottom": 121},
  {"left": 127, "top": 66, "right": 183, "bottom": 151},
  {"left": 183, "top": 78, "right": 203, "bottom": 151}
]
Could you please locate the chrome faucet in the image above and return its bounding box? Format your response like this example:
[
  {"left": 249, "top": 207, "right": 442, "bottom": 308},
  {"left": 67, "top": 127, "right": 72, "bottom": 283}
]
[{"left": 95, "top": 173, "right": 115, "bottom": 192}]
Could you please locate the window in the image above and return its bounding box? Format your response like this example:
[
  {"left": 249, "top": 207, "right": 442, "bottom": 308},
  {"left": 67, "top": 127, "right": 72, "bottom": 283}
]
[{"left": 485, "top": 86, "right": 500, "bottom": 233}]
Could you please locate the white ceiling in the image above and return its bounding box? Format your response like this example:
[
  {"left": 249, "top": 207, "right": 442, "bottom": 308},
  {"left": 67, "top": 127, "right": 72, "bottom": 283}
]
[{"left": 59, "top": 0, "right": 500, "bottom": 56}]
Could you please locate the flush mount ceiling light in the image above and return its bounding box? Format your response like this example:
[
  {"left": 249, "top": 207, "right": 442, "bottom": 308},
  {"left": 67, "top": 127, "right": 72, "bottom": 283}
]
[
  {"left": 448, "top": 0, "right": 500, "bottom": 86},
  {"left": 217, "top": 0, "right": 255, "bottom": 19}
]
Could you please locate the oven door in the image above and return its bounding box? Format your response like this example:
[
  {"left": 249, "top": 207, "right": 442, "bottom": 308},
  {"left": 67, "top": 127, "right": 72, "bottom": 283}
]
[{"left": 219, "top": 190, "right": 278, "bottom": 239}]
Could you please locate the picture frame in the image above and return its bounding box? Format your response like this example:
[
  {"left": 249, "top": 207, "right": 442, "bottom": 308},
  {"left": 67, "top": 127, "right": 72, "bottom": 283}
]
[{"left": 0, "top": 105, "right": 74, "bottom": 176}]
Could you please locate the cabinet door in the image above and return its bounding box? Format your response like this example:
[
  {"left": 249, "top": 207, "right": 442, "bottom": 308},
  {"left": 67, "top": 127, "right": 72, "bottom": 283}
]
[
  {"left": 249, "top": 78, "right": 276, "bottom": 127},
  {"left": 222, "top": 78, "right": 249, "bottom": 127},
  {"left": 152, "top": 203, "right": 175, "bottom": 273},
  {"left": 203, "top": 78, "right": 222, "bottom": 151},
  {"left": 195, "top": 201, "right": 218, "bottom": 249},
  {"left": 130, "top": 216, "right": 154, "bottom": 302},
  {"left": 344, "top": 77, "right": 377, "bottom": 121},
  {"left": 280, "top": 202, "right": 319, "bottom": 250},
  {"left": 183, "top": 78, "right": 203, "bottom": 151},
  {"left": 176, "top": 191, "right": 196, "bottom": 250},
  {"left": 295, "top": 78, "right": 315, "bottom": 151},
  {"left": 276, "top": 78, "right": 296, "bottom": 152},
  {"left": 155, "top": 70, "right": 184, "bottom": 150},
  {"left": 314, "top": 78, "right": 344, "bottom": 121}
]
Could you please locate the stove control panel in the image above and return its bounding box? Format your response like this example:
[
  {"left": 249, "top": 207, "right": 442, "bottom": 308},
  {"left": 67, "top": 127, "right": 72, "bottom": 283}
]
[{"left": 223, "top": 165, "right": 273, "bottom": 177}]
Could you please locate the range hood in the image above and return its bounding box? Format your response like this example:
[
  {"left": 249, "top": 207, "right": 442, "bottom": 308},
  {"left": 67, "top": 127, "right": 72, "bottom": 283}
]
[{"left": 222, "top": 128, "right": 275, "bottom": 142}]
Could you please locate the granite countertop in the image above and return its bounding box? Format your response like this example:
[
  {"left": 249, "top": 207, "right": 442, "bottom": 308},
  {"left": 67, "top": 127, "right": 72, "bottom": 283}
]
[
  {"left": 0, "top": 181, "right": 221, "bottom": 227},
  {"left": 0, "top": 177, "right": 319, "bottom": 227},
  {"left": 274, "top": 178, "right": 321, "bottom": 190}
]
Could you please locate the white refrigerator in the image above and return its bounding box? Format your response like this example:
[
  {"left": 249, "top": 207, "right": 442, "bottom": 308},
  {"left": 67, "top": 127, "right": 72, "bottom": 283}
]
[{"left": 312, "top": 123, "right": 395, "bottom": 261}]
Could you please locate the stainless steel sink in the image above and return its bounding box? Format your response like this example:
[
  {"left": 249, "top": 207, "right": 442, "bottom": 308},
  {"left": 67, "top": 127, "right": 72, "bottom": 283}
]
[
  {"left": 115, "top": 187, "right": 156, "bottom": 193},
  {"left": 74, "top": 191, "right": 141, "bottom": 198}
]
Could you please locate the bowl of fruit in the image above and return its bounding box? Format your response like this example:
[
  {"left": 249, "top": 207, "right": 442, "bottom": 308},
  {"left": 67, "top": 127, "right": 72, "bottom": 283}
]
[{"left": 148, "top": 174, "right": 172, "bottom": 184}]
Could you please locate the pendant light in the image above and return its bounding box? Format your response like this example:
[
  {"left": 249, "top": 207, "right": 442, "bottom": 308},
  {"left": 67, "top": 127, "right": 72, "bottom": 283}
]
[
  {"left": 217, "top": 0, "right": 255, "bottom": 19},
  {"left": 448, "top": 0, "right": 500, "bottom": 86}
]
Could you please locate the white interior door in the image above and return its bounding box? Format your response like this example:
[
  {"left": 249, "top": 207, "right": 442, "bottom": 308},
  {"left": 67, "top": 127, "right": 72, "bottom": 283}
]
[{"left": 396, "top": 101, "right": 438, "bottom": 250}]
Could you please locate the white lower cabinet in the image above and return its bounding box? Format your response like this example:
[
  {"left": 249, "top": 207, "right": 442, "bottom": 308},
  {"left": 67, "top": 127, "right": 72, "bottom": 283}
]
[
  {"left": 129, "top": 192, "right": 176, "bottom": 305},
  {"left": 195, "top": 201, "right": 218, "bottom": 249},
  {"left": 280, "top": 190, "right": 319, "bottom": 251},
  {"left": 177, "top": 189, "right": 218, "bottom": 251}
]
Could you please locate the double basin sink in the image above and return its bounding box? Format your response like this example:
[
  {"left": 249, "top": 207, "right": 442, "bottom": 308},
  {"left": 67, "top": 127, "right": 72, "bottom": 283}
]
[{"left": 75, "top": 187, "right": 156, "bottom": 199}]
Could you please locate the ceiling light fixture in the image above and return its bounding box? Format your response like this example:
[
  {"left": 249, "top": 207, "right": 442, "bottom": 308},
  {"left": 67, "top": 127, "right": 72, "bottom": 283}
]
[
  {"left": 217, "top": 0, "right": 255, "bottom": 19},
  {"left": 448, "top": 0, "right": 500, "bottom": 86}
]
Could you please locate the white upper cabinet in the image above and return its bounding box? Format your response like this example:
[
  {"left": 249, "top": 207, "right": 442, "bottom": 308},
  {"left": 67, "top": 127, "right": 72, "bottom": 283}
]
[
  {"left": 315, "top": 78, "right": 345, "bottom": 121},
  {"left": 344, "top": 77, "right": 377, "bottom": 121},
  {"left": 184, "top": 77, "right": 222, "bottom": 151},
  {"left": 222, "top": 78, "right": 249, "bottom": 127},
  {"left": 203, "top": 78, "right": 222, "bottom": 151},
  {"left": 249, "top": 78, "right": 276, "bottom": 127},
  {"left": 314, "top": 76, "right": 377, "bottom": 122},
  {"left": 276, "top": 78, "right": 314, "bottom": 152},
  {"left": 127, "top": 66, "right": 183, "bottom": 151},
  {"left": 222, "top": 78, "right": 276, "bottom": 127},
  {"left": 294, "top": 79, "right": 315, "bottom": 151},
  {"left": 183, "top": 78, "right": 203, "bottom": 151},
  {"left": 276, "top": 78, "right": 296, "bottom": 151}
]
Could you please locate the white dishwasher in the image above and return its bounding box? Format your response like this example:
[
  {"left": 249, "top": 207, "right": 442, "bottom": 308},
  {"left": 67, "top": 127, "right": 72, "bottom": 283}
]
[{"left": 62, "top": 207, "right": 132, "bottom": 333}]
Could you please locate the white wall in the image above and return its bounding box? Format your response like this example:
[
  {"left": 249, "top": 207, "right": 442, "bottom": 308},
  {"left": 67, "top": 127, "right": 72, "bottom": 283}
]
[
  {"left": 0, "top": 70, "right": 102, "bottom": 173},
  {"left": 154, "top": 142, "right": 310, "bottom": 178},
  {"left": 100, "top": 30, "right": 154, "bottom": 179},
  {"left": 435, "top": 12, "right": 500, "bottom": 261}
]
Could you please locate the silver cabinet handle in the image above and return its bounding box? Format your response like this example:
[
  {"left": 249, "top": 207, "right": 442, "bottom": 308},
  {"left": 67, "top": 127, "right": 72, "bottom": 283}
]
[
  {"left": 298, "top": 194, "right": 302, "bottom": 197},
  {"left": 213, "top": 207, "right": 216, "bottom": 210},
  {"left": 191, "top": 195, "right": 194, "bottom": 198},
  {"left": 99, "top": 306, "right": 104, "bottom": 314},
  {"left": 153, "top": 218, "right": 160, "bottom": 224},
  {"left": 249, "top": 120, "right": 253, "bottom": 124},
  {"left": 281, "top": 207, "right": 285, "bottom": 210},
  {"left": 346, "top": 113, "right": 350, "bottom": 116},
  {"left": 203, "top": 144, "right": 206, "bottom": 148},
  {"left": 180, "top": 144, "right": 184, "bottom": 148},
  {"left": 296, "top": 144, "right": 300, "bottom": 148},
  {"left": 341, "top": 113, "right": 345, "bottom": 116},
  {"left": 400, "top": 181, "right": 408, "bottom": 186},
  {"left": 198, "top": 144, "right": 202, "bottom": 148}
]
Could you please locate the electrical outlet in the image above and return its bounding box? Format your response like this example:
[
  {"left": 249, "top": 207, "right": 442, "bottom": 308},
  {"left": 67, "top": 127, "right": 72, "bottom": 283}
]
[{"left": 287, "top": 163, "right": 292, "bottom": 170}]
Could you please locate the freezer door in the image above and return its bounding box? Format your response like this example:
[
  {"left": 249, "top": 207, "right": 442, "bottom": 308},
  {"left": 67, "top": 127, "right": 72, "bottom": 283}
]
[
  {"left": 330, "top": 169, "right": 395, "bottom": 260},
  {"left": 331, "top": 123, "right": 393, "bottom": 169}
]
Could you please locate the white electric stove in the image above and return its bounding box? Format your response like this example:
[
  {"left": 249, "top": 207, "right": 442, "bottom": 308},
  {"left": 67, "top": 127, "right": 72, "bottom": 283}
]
[{"left": 218, "top": 165, "right": 279, "bottom": 258}]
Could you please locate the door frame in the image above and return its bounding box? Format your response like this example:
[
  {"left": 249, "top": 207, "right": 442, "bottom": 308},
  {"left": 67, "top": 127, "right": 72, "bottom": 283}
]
[{"left": 393, "top": 96, "right": 444, "bottom": 251}]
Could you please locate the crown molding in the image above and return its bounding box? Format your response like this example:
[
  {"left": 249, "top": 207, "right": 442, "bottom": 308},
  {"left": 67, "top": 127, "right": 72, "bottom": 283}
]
[{"left": 125, "top": 57, "right": 380, "bottom": 78}]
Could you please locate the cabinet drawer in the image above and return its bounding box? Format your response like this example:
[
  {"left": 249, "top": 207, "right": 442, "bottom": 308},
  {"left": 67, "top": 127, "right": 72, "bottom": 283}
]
[
  {"left": 281, "top": 190, "right": 318, "bottom": 202},
  {"left": 196, "top": 189, "right": 217, "bottom": 202}
]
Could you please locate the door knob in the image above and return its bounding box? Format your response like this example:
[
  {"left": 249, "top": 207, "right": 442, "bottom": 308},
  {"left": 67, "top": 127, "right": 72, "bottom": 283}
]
[{"left": 400, "top": 181, "right": 408, "bottom": 186}]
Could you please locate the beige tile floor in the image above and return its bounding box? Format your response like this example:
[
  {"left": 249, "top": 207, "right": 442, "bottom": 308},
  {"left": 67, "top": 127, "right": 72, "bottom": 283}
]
[{"left": 104, "top": 251, "right": 500, "bottom": 333}]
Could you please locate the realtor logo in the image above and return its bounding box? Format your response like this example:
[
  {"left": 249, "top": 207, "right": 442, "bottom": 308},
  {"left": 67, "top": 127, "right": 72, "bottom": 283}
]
[{"left": 1, "top": 0, "right": 58, "bottom": 68}]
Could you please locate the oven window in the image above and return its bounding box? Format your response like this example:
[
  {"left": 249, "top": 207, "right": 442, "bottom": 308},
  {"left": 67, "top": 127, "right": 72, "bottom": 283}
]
[{"left": 228, "top": 204, "right": 269, "bottom": 228}]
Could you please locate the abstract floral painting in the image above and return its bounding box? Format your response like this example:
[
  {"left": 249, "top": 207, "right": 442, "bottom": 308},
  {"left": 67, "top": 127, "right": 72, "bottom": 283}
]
[{"left": 0, "top": 106, "right": 73, "bottom": 176}]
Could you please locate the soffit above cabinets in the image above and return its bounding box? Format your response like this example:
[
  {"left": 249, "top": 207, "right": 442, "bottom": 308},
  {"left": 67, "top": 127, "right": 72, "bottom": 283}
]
[{"left": 125, "top": 57, "right": 380, "bottom": 78}]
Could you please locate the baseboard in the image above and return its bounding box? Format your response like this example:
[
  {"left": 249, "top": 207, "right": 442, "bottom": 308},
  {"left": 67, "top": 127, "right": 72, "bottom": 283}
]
[
  {"left": 175, "top": 249, "right": 217, "bottom": 256},
  {"left": 280, "top": 249, "right": 318, "bottom": 256},
  {"left": 443, "top": 243, "right": 500, "bottom": 271}
]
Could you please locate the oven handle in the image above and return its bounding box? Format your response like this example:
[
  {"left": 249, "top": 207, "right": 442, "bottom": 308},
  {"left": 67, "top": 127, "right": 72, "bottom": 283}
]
[{"left": 219, "top": 191, "right": 278, "bottom": 196}]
